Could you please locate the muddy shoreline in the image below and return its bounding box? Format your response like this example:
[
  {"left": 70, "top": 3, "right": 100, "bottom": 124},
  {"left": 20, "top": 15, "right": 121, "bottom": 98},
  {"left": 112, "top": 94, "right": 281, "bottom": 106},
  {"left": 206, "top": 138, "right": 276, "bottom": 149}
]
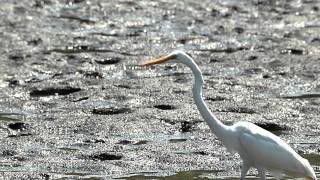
[{"left": 0, "top": 0, "right": 319, "bottom": 179}]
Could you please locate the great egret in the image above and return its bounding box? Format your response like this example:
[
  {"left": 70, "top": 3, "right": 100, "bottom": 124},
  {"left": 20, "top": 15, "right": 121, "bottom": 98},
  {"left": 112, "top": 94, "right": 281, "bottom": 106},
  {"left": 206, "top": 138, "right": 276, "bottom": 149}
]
[{"left": 142, "top": 50, "right": 316, "bottom": 180}]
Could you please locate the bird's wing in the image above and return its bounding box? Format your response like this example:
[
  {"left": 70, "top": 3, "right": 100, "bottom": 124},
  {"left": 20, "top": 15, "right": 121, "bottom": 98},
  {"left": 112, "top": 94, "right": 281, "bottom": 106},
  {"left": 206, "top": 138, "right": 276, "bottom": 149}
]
[{"left": 239, "top": 131, "right": 306, "bottom": 175}]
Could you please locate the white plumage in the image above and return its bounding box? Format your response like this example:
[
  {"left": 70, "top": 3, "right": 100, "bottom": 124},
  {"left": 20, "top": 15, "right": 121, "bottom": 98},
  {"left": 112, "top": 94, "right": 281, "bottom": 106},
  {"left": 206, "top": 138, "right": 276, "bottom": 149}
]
[{"left": 142, "top": 50, "right": 316, "bottom": 180}]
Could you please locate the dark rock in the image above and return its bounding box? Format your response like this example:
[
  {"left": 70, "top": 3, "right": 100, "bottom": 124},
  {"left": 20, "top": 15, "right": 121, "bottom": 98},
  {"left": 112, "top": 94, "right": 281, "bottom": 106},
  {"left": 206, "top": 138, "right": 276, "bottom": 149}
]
[
  {"left": 247, "top": 55, "right": 258, "bottom": 61},
  {"left": 281, "top": 49, "right": 304, "bottom": 55},
  {"left": 8, "top": 122, "right": 26, "bottom": 130},
  {"left": 192, "top": 151, "right": 208, "bottom": 155},
  {"left": 222, "top": 107, "right": 256, "bottom": 114},
  {"left": 30, "top": 87, "right": 81, "bottom": 97},
  {"left": 91, "top": 107, "right": 133, "bottom": 115},
  {"left": 27, "top": 38, "right": 42, "bottom": 46},
  {"left": 83, "top": 71, "right": 103, "bottom": 79},
  {"left": 262, "top": 74, "right": 271, "bottom": 79},
  {"left": 117, "top": 140, "right": 132, "bottom": 145},
  {"left": 234, "top": 27, "right": 245, "bottom": 34},
  {"left": 154, "top": 105, "right": 176, "bottom": 110},
  {"left": 2, "top": 150, "right": 16, "bottom": 156},
  {"left": 133, "top": 140, "right": 148, "bottom": 145},
  {"left": 95, "top": 57, "right": 121, "bottom": 65},
  {"left": 8, "top": 79, "right": 19, "bottom": 87},
  {"left": 84, "top": 139, "right": 106, "bottom": 143},
  {"left": 181, "top": 121, "right": 193, "bottom": 133},
  {"left": 8, "top": 53, "right": 24, "bottom": 61},
  {"left": 89, "top": 152, "right": 122, "bottom": 161},
  {"left": 244, "top": 68, "right": 263, "bottom": 74},
  {"left": 205, "top": 96, "right": 225, "bottom": 101},
  {"left": 211, "top": 8, "right": 221, "bottom": 17}
]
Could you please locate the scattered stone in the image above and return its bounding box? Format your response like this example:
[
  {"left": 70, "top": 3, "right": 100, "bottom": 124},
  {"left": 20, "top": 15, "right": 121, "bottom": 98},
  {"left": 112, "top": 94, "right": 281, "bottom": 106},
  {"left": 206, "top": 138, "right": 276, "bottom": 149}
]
[
  {"left": 2, "top": 150, "right": 16, "bottom": 156},
  {"left": 117, "top": 140, "right": 132, "bottom": 145},
  {"left": 181, "top": 121, "right": 193, "bottom": 133},
  {"left": 30, "top": 87, "right": 81, "bottom": 97},
  {"left": 247, "top": 55, "right": 258, "bottom": 61},
  {"left": 133, "top": 140, "right": 148, "bottom": 145},
  {"left": 95, "top": 57, "right": 121, "bottom": 65},
  {"left": 154, "top": 105, "right": 176, "bottom": 110},
  {"left": 91, "top": 107, "right": 133, "bottom": 115},
  {"left": 84, "top": 139, "right": 106, "bottom": 143},
  {"left": 222, "top": 107, "right": 256, "bottom": 114},
  {"left": 89, "top": 152, "right": 122, "bottom": 161},
  {"left": 8, "top": 122, "right": 26, "bottom": 130},
  {"left": 280, "top": 48, "right": 304, "bottom": 55},
  {"left": 205, "top": 96, "right": 226, "bottom": 101},
  {"left": 233, "top": 27, "right": 245, "bottom": 34}
]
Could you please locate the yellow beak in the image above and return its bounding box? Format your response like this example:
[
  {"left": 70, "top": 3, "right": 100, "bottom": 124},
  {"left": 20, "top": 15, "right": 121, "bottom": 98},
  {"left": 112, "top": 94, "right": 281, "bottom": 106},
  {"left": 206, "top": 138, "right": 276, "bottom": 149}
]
[{"left": 141, "top": 54, "right": 176, "bottom": 66}]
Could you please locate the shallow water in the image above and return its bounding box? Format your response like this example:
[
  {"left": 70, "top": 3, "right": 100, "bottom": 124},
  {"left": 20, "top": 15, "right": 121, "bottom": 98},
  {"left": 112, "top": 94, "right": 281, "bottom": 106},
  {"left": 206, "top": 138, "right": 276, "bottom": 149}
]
[{"left": 0, "top": 0, "right": 320, "bottom": 179}]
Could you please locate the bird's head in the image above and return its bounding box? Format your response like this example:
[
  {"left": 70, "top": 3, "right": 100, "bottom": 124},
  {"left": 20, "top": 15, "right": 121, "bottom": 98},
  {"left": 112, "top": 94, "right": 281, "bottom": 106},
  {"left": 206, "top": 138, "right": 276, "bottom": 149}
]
[{"left": 142, "top": 50, "right": 194, "bottom": 67}]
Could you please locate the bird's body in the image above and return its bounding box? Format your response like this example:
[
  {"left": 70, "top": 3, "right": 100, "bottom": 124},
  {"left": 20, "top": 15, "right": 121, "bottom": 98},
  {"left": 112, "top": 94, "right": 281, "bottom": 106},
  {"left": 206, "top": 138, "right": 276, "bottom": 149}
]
[{"left": 142, "top": 50, "right": 316, "bottom": 180}]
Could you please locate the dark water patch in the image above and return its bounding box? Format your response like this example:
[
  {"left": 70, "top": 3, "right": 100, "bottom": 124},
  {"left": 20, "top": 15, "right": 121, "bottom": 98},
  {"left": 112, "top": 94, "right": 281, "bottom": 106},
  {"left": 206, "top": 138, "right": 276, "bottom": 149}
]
[
  {"left": 254, "top": 122, "right": 288, "bottom": 132},
  {"left": 205, "top": 96, "right": 226, "bottom": 101},
  {"left": 91, "top": 107, "right": 133, "bottom": 115},
  {"left": 220, "top": 107, "right": 256, "bottom": 114},
  {"left": 8, "top": 133, "right": 33, "bottom": 138},
  {"left": 49, "top": 15, "right": 96, "bottom": 24},
  {"left": 30, "top": 87, "right": 81, "bottom": 97},
  {"left": 211, "top": 8, "right": 221, "bottom": 17},
  {"left": 198, "top": 46, "right": 248, "bottom": 54},
  {"left": 47, "top": 45, "right": 113, "bottom": 54},
  {"left": 133, "top": 140, "right": 148, "bottom": 145},
  {"left": 209, "top": 57, "right": 224, "bottom": 63},
  {"left": 244, "top": 68, "right": 263, "bottom": 74},
  {"left": 58, "top": 147, "right": 79, "bottom": 151},
  {"left": 280, "top": 48, "right": 304, "bottom": 55},
  {"left": 247, "top": 55, "right": 258, "bottom": 61},
  {"left": 8, "top": 122, "right": 26, "bottom": 130},
  {"left": 168, "top": 138, "right": 187, "bottom": 143},
  {"left": 181, "top": 121, "right": 194, "bottom": 133},
  {"left": 175, "top": 150, "right": 208, "bottom": 156},
  {"left": 193, "top": 151, "right": 208, "bottom": 155},
  {"left": 311, "top": 38, "right": 320, "bottom": 45},
  {"left": 117, "top": 140, "right": 132, "bottom": 145},
  {"left": 90, "top": 32, "right": 120, "bottom": 37},
  {"left": 262, "top": 74, "right": 271, "bottom": 79},
  {"left": 72, "top": 96, "right": 89, "bottom": 102},
  {"left": 2, "top": 150, "right": 17, "bottom": 156},
  {"left": 8, "top": 53, "right": 25, "bottom": 61},
  {"left": 233, "top": 27, "right": 244, "bottom": 34},
  {"left": 82, "top": 71, "right": 103, "bottom": 79},
  {"left": 84, "top": 139, "right": 106, "bottom": 144},
  {"left": 27, "top": 38, "right": 42, "bottom": 46},
  {"left": 154, "top": 105, "right": 176, "bottom": 110},
  {"left": 90, "top": 30, "right": 142, "bottom": 38},
  {"left": 282, "top": 92, "right": 320, "bottom": 99},
  {"left": 7, "top": 79, "right": 20, "bottom": 87},
  {"left": 89, "top": 152, "right": 122, "bottom": 161},
  {"left": 95, "top": 57, "right": 121, "bottom": 65},
  {"left": 47, "top": 46, "right": 135, "bottom": 56},
  {"left": 114, "top": 84, "right": 131, "bottom": 89}
]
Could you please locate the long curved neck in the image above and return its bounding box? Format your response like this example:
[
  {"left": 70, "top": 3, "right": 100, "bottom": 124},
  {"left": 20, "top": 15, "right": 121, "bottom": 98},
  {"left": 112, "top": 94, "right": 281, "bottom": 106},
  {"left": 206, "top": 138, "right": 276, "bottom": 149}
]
[{"left": 187, "top": 63, "right": 229, "bottom": 139}]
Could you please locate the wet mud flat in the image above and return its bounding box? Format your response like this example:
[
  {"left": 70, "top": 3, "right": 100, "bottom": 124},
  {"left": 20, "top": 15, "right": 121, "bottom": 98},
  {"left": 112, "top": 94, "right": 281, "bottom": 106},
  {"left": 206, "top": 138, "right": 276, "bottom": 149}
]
[{"left": 0, "top": 0, "right": 320, "bottom": 179}]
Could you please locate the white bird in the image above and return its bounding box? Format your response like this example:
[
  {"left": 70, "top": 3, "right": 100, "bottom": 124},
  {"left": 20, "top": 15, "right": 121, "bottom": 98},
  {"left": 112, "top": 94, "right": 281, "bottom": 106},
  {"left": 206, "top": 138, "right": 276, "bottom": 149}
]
[{"left": 142, "top": 50, "right": 316, "bottom": 180}]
